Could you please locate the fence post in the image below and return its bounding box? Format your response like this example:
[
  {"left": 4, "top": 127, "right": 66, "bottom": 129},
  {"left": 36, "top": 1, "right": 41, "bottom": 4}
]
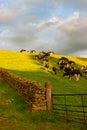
[{"left": 45, "top": 82, "right": 52, "bottom": 110}]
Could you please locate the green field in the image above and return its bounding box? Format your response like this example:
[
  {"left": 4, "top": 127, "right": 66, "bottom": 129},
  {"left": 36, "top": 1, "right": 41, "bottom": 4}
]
[{"left": 0, "top": 50, "right": 87, "bottom": 130}]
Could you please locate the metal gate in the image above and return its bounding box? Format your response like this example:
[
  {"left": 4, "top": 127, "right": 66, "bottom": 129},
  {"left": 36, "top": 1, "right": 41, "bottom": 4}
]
[{"left": 52, "top": 93, "right": 87, "bottom": 124}]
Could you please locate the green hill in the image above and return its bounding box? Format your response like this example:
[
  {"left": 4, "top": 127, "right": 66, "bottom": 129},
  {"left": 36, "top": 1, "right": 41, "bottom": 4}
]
[
  {"left": 0, "top": 50, "right": 87, "bottom": 94},
  {"left": 0, "top": 50, "right": 87, "bottom": 130}
]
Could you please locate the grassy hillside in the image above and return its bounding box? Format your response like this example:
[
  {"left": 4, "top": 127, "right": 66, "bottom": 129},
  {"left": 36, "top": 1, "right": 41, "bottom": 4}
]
[
  {"left": 0, "top": 50, "right": 87, "bottom": 94},
  {"left": 0, "top": 50, "right": 87, "bottom": 130}
]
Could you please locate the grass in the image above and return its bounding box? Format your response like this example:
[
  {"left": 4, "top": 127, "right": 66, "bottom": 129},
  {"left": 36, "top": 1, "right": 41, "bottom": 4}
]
[{"left": 0, "top": 50, "right": 87, "bottom": 130}]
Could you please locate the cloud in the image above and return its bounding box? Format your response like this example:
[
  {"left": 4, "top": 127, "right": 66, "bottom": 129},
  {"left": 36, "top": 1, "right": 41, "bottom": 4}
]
[
  {"left": 0, "top": 8, "right": 14, "bottom": 23},
  {"left": 11, "top": 29, "right": 37, "bottom": 45},
  {"left": 0, "top": 0, "right": 87, "bottom": 57},
  {"left": 52, "top": 14, "right": 87, "bottom": 54},
  {"left": 34, "top": 11, "right": 87, "bottom": 55},
  {"left": 1, "top": 10, "right": 87, "bottom": 55},
  {"left": 50, "top": 0, "right": 87, "bottom": 10},
  {"left": 3, "top": 27, "right": 38, "bottom": 51}
]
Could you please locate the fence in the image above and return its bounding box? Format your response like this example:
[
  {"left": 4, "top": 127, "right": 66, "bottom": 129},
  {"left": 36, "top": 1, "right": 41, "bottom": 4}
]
[
  {"left": 0, "top": 68, "right": 52, "bottom": 111},
  {"left": 52, "top": 93, "right": 87, "bottom": 124},
  {"left": 1, "top": 67, "right": 87, "bottom": 124}
]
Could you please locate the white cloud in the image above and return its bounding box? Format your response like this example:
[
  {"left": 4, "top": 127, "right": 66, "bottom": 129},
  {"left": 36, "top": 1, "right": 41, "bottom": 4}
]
[
  {"left": 35, "top": 11, "right": 87, "bottom": 55},
  {"left": 0, "top": 0, "right": 87, "bottom": 56},
  {"left": 80, "top": 55, "right": 87, "bottom": 58},
  {"left": 53, "top": 13, "right": 87, "bottom": 54},
  {"left": 0, "top": 8, "right": 14, "bottom": 23}
]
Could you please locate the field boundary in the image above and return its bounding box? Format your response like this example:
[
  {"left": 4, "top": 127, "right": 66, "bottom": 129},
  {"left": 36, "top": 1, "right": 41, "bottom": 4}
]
[
  {"left": 52, "top": 93, "right": 87, "bottom": 124},
  {"left": 0, "top": 68, "right": 52, "bottom": 111}
]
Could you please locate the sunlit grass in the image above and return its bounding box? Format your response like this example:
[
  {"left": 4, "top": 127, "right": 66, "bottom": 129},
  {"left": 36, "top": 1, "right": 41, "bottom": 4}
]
[
  {"left": 0, "top": 50, "right": 87, "bottom": 130},
  {"left": 0, "top": 50, "right": 87, "bottom": 93},
  {"left": 52, "top": 54, "right": 87, "bottom": 66},
  {"left": 0, "top": 50, "right": 40, "bottom": 71}
]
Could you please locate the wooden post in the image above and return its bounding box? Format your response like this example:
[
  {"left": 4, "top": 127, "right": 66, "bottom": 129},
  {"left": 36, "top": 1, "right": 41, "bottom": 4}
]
[{"left": 45, "top": 82, "right": 52, "bottom": 110}]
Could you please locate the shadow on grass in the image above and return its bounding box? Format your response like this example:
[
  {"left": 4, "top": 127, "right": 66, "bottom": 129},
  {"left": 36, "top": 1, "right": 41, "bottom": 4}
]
[
  {"left": 3, "top": 68, "right": 87, "bottom": 95},
  {"left": 7, "top": 68, "right": 58, "bottom": 86}
]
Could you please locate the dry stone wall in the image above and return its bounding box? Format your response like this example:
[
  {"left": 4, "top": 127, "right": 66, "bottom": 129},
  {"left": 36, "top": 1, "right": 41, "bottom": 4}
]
[{"left": 0, "top": 68, "right": 51, "bottom": 111}]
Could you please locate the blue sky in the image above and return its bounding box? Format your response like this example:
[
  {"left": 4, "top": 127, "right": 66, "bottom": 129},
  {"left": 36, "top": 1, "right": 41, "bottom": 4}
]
[{"left": 0, "top": 0, "right": 87, "bottom": 57}]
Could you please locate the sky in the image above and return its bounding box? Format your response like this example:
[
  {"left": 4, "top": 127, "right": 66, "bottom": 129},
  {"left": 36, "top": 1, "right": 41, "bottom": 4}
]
[{"left": 0, "top": 0, "right": 87, "bottom": 57}]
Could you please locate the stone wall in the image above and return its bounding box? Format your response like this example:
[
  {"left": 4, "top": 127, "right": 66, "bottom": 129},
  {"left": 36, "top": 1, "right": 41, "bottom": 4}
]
[{"left": 0, "top": 68, "right": 52, "bottom": 111}]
